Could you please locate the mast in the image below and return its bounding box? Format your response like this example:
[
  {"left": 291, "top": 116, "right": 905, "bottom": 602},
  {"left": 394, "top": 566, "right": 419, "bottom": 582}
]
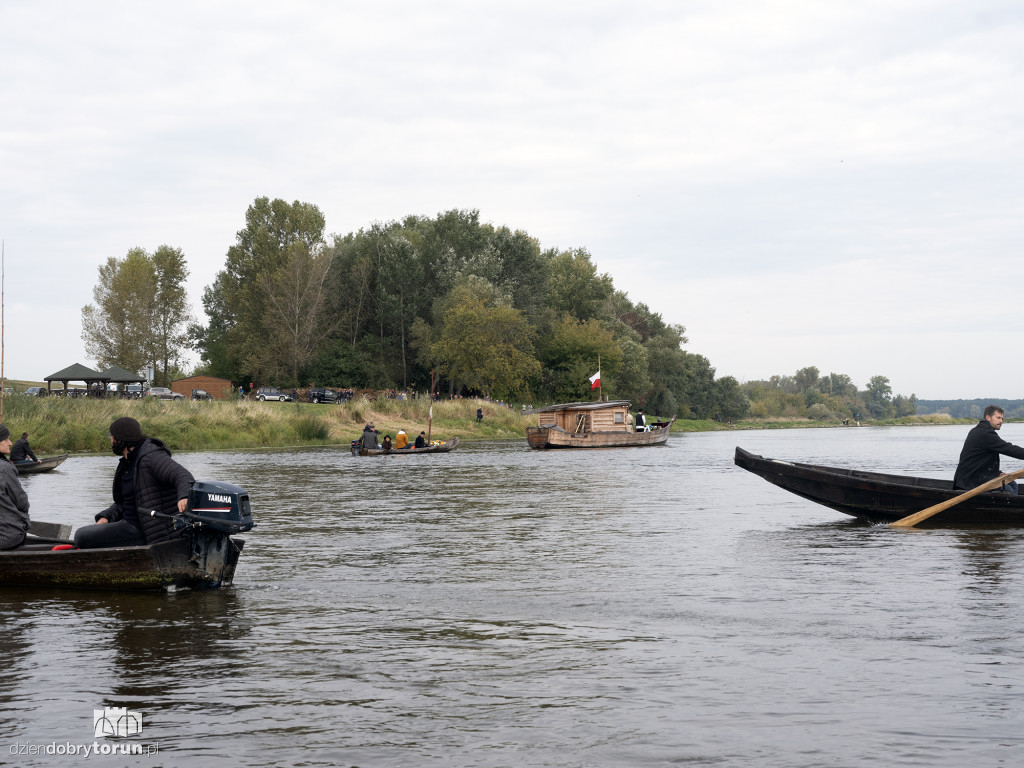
[{"left": 427, "top": 369, "right": 434, "bottom": 443}]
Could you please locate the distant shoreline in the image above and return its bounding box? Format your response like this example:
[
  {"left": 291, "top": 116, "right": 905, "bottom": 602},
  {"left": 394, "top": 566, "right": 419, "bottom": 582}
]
[{"left": 0, "top": 394, "right": 982, "bottom": 455}]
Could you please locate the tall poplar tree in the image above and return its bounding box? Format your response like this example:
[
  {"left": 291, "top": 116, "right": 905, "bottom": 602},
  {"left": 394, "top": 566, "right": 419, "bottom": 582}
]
[{"left": 81, "top": 246, "right": 192, "bottom": 383}]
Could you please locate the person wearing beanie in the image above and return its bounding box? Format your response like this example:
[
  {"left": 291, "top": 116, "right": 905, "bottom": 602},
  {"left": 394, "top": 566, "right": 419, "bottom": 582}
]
[
  {"left": 0, "top": 424, "right": 31, "bottom": 550},
  {"left": 73, "top": 417, "right": 194, "bottom": 549}
]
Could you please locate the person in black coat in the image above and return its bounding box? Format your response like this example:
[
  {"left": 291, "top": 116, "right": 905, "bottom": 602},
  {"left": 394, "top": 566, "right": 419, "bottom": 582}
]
[
  {"left": 414, "top": 431, "right": 427, "bottom": 449},
  {"left": 953, "top": 405, "right": 1024, "bottom": 493},
  {"left": 0, "top": 425, "right": 30, "bottom": 550},
  {"left": 10, "top": 432, "right": 40, "bottom": 465},
  {"left": 74, "top": 417, "right": 194, "bottom": 549},
  {"left": 361, "top": 424, "right": 379, "bottom": 450}
]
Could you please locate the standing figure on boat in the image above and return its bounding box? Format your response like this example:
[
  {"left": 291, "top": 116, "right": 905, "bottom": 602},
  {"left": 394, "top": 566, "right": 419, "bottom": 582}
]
[
  {"left": 0, "top": 425, "right": 31, "bottom": 550},
  {"left": 10, "top": 432, "right": 40, "bottom": 465},
  {"left": 635, "top": 409, "right": 646, "bottom": 432},
  {"left": 74, "top": 417, "right": 195, "bottom": 549},
  {"left": 953, "top": 405, "right": 1024, "bottom": 493}
]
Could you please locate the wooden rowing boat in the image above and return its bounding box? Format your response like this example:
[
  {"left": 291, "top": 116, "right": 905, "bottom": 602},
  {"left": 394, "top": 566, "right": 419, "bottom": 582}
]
[
  {"left": 15, "top": 453, "right": 69, "bottom": 474},
  {"left": 350, "top": 436, "right": 460, "bottom": 456},
  {"left": 734, "top": 446, "right": 1024, "bottom": 525},
  {"left": 526, "top": 400, "right": 673, "bottom": 449}
]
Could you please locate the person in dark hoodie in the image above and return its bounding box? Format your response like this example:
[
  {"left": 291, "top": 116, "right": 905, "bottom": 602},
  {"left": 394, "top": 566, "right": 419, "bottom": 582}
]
[
  {"left": 73, "top": 417, "right": 194, "bottom": 549},
  {"left": 0, "top": 424, "right": 31, "bottom": 550},
  {"left": 953, "top": 405, "right": 1024, "bottom": 493}
]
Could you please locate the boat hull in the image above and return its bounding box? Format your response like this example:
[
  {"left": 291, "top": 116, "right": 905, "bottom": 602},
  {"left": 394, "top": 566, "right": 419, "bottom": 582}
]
[
  {"left": 734, "top": 446, "right": 1024, "bottom": 526},
  {"left": 0, "top": 532, "right": 245, "bottom": 590},
  {"left": 527, "top": 421, "right": 673, "bottom": 449},
  {"left": 16, "top": 454, "right": 69, "bottom": 474},
  {"left": 351, "top": 437, "right": 459, "bottom": 456}
]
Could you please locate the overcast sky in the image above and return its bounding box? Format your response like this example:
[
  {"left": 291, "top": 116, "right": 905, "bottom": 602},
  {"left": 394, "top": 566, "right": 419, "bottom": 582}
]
[{"left": 2, "top": 1, "right": 1022, "bottom": 399}]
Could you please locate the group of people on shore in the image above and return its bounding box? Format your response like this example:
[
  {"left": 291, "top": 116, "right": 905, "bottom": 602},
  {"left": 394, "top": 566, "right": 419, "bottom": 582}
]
[
  {"left": 0, "top": 417, "right": 194, "bottom": 551},
  {"left": 358, "top": 424, "right": 428, "bottom": 452}
]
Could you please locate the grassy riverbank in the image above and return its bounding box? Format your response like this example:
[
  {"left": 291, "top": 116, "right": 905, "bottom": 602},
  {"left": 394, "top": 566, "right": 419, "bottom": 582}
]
[
  {"left": 0, "top": 394, "right": 978, "bottom": 454},
  {"left": 0, "top": 395, "right": 537, "bottom": 454}
]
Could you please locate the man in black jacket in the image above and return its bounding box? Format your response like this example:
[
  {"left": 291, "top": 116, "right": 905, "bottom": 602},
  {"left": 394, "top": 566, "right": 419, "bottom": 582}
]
[
  {"left": 953, "top": 405, "right": 1024, "bottom": 493},
  {"left": 74, "top": 417, "right": 194, "bottom": 549},
  {"left": 10, "top": 432, "right": 40, "bottom": 465}
]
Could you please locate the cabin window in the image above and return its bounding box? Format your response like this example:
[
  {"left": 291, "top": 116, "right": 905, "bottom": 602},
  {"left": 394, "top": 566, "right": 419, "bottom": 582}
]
[{"left": 614, "top": 412, "right": 624, "bottom": 424}]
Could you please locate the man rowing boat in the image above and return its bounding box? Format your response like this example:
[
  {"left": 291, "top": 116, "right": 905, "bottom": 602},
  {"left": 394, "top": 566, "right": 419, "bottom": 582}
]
[{"left": 953, "top": 405, "right": 1024, "bottom": 493}]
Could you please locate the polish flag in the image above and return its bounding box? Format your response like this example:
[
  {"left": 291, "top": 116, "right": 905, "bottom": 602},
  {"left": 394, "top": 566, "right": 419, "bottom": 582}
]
[{"left": 589, "top": 370, "right": 601, "bottom": 389}]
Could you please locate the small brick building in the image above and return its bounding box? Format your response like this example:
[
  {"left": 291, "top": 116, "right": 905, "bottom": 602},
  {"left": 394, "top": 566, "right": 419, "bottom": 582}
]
[{"left": 171, "top": 375, "right": 234, "bottom": 400}]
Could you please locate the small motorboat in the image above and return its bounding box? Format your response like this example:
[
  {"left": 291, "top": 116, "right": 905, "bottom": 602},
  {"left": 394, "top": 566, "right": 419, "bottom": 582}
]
[{"left": 0, "top": 480, "right": 254, "bottom": 590}]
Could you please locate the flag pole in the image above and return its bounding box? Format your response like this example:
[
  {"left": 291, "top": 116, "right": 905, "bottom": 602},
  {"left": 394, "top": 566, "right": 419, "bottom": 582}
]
[
  {"left": 597, "top": 355, "right": 601, "bottom": 401},
  {"left": 428, "top": 369, "right": 435, "bottom": 443}
]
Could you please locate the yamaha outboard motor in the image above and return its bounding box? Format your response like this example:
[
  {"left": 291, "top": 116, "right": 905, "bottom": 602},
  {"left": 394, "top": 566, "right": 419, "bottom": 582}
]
[{"left": 186, "top": 481, "right": 254, "bottom": 534}]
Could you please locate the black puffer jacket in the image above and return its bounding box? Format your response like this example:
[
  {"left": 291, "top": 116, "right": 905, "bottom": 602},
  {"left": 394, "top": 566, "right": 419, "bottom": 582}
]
[
  {"left": 953, "top": 419, "right": 1024, "bottom": 490},
  {"left": 98, "top": 438, "right": 194, "bottom": 544}
]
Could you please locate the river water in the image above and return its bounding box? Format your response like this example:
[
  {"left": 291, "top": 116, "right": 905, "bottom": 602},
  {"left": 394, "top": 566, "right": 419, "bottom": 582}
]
[{"left": 3, "top": 425, "right": 1024, "bottom": 767}]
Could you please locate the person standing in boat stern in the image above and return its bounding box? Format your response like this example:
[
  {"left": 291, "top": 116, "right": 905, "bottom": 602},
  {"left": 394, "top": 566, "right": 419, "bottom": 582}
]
[
  {"left": 953, "top": 405, "right": 1024, "bottom": 493},
  {"left": 635, "top": 409, "right": 646, "bottom": 432},
  {"left": 0, "top": 425, "right": 31, "bottom": 550},
  {"left": 74, "top": 417, "right": 194, "bottom": 549}
]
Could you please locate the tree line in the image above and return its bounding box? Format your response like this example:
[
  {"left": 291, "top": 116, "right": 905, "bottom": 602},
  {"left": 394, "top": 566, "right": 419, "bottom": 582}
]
[
  {"left": 915, "top": 399, "right": 1024, "bottom": 419},
  {"left": 80, "top": 197, "right": 915, "bottom": 421},
  {"left": 740, "top": 366, "right": 917, "bottom": 421}
]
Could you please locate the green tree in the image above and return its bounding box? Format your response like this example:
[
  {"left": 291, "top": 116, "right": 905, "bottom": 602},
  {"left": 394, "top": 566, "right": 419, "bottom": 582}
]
[
  {"left": 538, "top": 315, "right": 622, "bottom": 402},
  {"left": 426, "top": 281, "right": 540, "bottom": 399},
  {"left": 82, "top": 246, "right": 192, "bottom": 383},
  {"left": 714, "top": 376, "right": 750, "bottom": 420},
  {"left": 150, "top": 245, "right": 192, "bottom": 386},
  {"left": 260, "top": 241, "right": 337, "bottom": 382},
  {"left": 546, "top": 248, "right": 614, "bottom": 322},
  {"left": 82, "top": 249, "right": 155, "bottom": 375},
  {"left": 197, "top": 197, "right": 327, "bottom": 383},
  {"left": 864, "top": 375, "right": 894, "bottom": 419}
]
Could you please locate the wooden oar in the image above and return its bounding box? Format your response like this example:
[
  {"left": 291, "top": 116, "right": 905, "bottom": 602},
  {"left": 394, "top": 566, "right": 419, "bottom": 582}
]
[{"left": 890, "top": 467, "right": 1024, "bottom": 528}]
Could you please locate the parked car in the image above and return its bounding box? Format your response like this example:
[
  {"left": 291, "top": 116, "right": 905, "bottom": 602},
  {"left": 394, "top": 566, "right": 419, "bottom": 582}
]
[
  {"left": 125, "top": 384, "right": 147, "bottom": 399},
  {"left": 149, "top": 387, "right": 185, "bottom": 400},
  {"left": 190, "top": 389, "right": 212, "bottom": 401},
  {"left": 307, "top": 387, "right": 338, "bottom": 404},
  {"left": 256, "top": 386, "right": 292, "bottom": 402},
  {"left": 23, "top": 387, "right": 47, "bottom": 397}
]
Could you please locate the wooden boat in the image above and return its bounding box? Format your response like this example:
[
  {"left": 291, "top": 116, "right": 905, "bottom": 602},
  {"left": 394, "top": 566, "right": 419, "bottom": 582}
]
[
  {"left": 526, "top": 400, "right": 674, "bottom": 449},
  {"left": 350, "top": 436, "right": 460, "bottom": 456},
  {"left": 0, "top": 480, "right": 253, "bottom": 590},
  {"left": 734, "top": 446, "right": 1024, "bottom": 526},
  {"left": 16, "top": 453, "right": 69, "bottom": 474}
]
